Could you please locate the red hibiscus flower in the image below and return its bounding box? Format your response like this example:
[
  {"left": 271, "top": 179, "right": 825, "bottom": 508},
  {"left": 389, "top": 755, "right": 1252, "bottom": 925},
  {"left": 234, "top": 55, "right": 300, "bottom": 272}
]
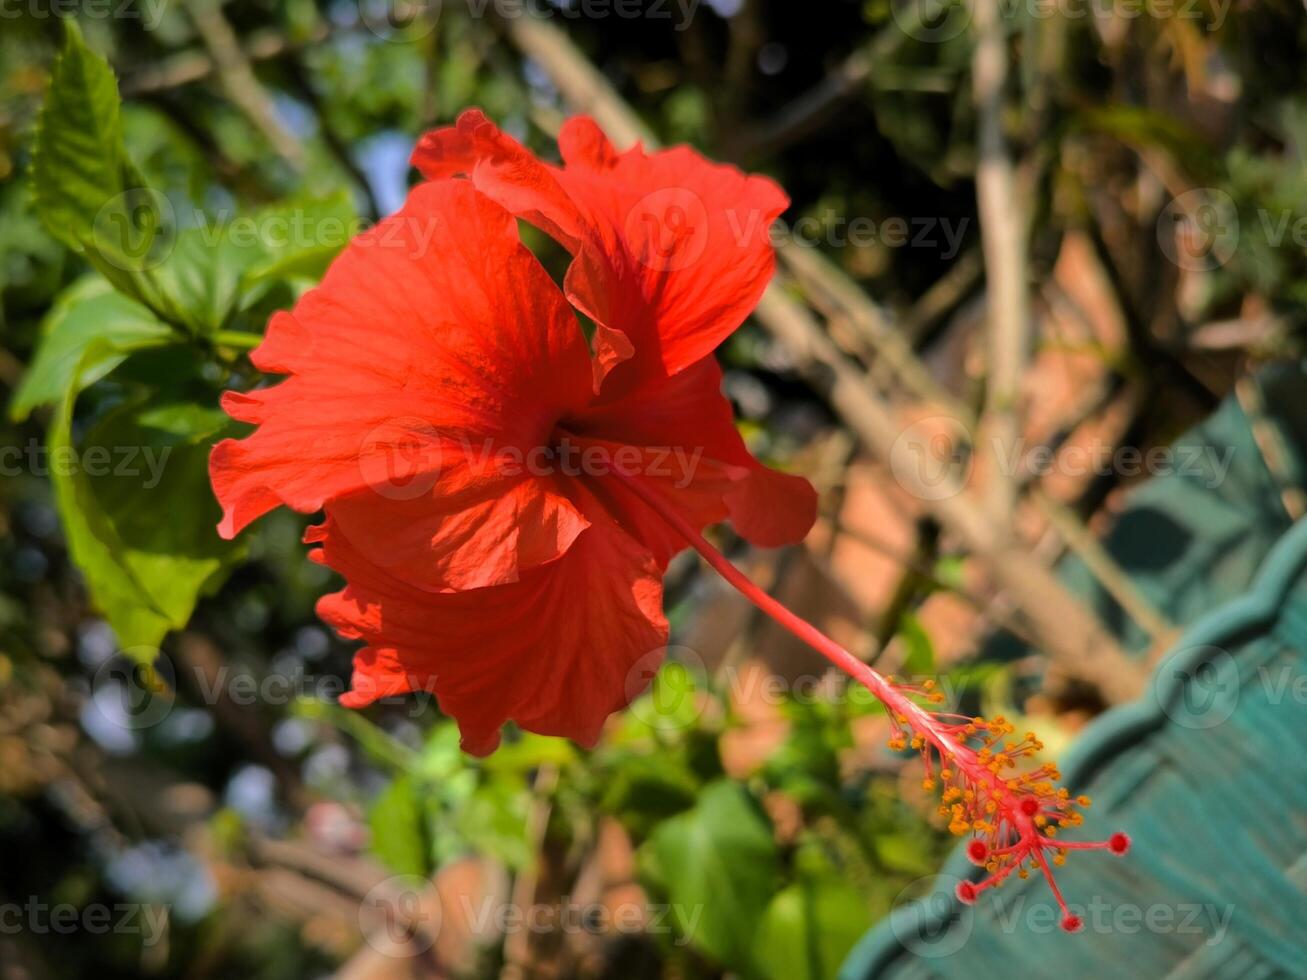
[
  {"left": 209, "top": 110, "right": 816, "bottom": 754},
  {"left": 209, "top": 111, "right": 1129, "bottom": 927}
]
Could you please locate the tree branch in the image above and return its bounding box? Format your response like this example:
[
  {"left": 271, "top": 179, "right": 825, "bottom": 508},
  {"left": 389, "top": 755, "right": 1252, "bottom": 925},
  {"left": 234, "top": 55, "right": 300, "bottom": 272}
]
[
  {"left": 971, "top": 0, "right": 1031, "bottom": 524},
  {"left": 184, "top": 0, "right": 306, "bottom": 172}
]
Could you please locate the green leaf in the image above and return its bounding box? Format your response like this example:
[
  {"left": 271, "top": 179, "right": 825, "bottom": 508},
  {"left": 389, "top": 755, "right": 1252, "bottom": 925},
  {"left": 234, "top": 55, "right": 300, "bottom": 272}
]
[
  {"left": 454, "top": 781, "right": 530, "bottom": 869},
  {"left": 369, "top": 776, "right": 431, "bottom": 877},
  {"left": 32, "top": 27, "right": 358, "bottom": 337},
  {"left": 0, "top": 181, "right": 64, "bottom": 306},
  {"left": 647, "top": 780, "right": 779, "bottom": 976},
  {"left": 601, "top": 752, "right": 700, "bottom": 836},
  {"left": 755, "top": 870, "right": 869, "bottom": 980},
  {"left": 31, "top": 19, "right": 140, "bottom": 255},
  {"left": 50, "top": 369, "right": 243, "bottom": 656},
  {"left": 872, "top": 832, "right": 936, "bottom": 876},
  {"left": 241, "top": 191, "right": 360, "bottom": 285},
  {"left": 9, "top": 277, "right": 173, "bottom": 422},
  {"left": 31, "top": 19, "right": 181, "bottom": 327},
  {"left": 480, "top": 733, "right": 579, "bottom": 775},
  {"left": 129, "top": 192, "right": 359, "bottom": 336},
  {"left": 897, "top": 611, "right": 936, "bottom": 676},
  {"left": 146, "top": 227, "right": 267, "bottom": 335}
]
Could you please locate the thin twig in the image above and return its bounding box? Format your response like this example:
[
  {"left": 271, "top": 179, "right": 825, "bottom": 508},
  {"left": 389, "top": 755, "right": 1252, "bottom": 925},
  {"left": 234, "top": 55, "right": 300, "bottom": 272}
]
[
  {"left": 501, "top": 765, "right": 561, "bottom": 980},
  {"left": 898, "top": 246, "right": 984, "bottom": 344},
  {"left": 735, "top": 47, "right": 872, "bottom": 158},
  {"left": 971, "top": 0, "right": 1031, "bottom": 525},
  {"left": 780, "top": 243, "right": 968, "bottom": 417},
  {"left": 123, "top": 21, "right": 332, "bottom": 95},
  {"left": 1029, "top": 488, "right": 1178, "bottom": 649},
  {"left": 282, "top": 56, "right": 382, "bottom": 220},
  {"left": 185, "top": 0, "right": 306, "bottom": 172},
  {"left": 733, "top": 3, "right": 940, "bottom": 159}
]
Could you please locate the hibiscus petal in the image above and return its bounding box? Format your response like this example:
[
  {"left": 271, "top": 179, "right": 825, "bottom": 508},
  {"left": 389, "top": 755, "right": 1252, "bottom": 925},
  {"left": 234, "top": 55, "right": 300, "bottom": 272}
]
[
  {"left": 410, "top": 109, "right": 585, "bottom": 250},
  {"left": 209, "top": 179, "right": 595, "bottom": 589},
  {"left": 564, "top": 357, "right": 818, "bottom": 564},
  {"left": 326, "top": 474, "right": 588, "bottom": 593},
  {"left": 313, "top": 488, "right": 669, "bottom": 755},
  {"left": 412, "top": 110, "right": 789, "bottom": 393}
]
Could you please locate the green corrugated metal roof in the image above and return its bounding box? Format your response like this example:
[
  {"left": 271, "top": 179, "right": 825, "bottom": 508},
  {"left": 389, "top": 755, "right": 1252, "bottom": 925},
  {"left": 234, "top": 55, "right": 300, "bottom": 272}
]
[{"left": 842, "top": 365, "right": 1307, "bottom": 979}]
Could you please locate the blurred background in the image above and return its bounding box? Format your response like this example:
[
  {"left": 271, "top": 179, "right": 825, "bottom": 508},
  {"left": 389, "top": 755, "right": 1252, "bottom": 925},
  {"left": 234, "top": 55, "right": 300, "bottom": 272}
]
[{"left": 3, "top": 1, "right": 1307, "bottom": 978}]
